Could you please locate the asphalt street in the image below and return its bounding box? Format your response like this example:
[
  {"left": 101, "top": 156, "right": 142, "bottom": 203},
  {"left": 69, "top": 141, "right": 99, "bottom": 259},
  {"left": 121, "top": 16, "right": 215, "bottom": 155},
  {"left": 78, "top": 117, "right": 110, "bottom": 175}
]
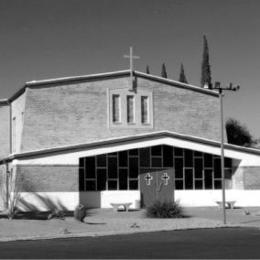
[{"left": 0, "top": 227, "right": 260, "bottom": 259}]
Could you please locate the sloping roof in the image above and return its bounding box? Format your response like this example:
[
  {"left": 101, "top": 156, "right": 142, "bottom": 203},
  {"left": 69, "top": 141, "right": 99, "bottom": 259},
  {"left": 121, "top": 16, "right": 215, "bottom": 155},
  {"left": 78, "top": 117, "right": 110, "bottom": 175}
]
[
  {"left": 2, "top": 131, "right": 260, "bottom": 163},
  {"left": 5, "top": 69, "right": 218, "bottom": 103}
]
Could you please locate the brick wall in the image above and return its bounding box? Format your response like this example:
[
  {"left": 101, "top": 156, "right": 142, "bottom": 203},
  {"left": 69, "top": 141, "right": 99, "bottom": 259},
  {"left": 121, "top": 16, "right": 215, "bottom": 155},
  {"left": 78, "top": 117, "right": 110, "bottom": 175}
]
[
  {"left": 243, "top": 166, "right": 260, "bottom": 189},
  {"left": 16, "top": 165, "right": 78, "bottom": 192},
  {"left": 0, "top": 105, "right": 10, "bottom": 158},
  {"left": 21, "top": 76, "right": 221, "bottom": 152}
]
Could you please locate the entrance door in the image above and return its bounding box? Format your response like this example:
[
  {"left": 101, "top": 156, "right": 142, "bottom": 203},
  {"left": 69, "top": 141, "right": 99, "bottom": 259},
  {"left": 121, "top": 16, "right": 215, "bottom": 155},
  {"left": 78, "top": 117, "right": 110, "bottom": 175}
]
[{"left": 140, "top": 168, "right": 174, "bottom": 207}]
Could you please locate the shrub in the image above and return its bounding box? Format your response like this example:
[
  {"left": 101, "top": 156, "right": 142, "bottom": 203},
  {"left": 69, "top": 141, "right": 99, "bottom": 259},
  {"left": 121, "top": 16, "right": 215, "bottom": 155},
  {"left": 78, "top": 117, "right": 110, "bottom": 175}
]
[
  {"left": 74, "top": 204, "right": 87, "bottom": 222},
  {"left": 146, "top": 200, "right": 183, "bottom": 218}
]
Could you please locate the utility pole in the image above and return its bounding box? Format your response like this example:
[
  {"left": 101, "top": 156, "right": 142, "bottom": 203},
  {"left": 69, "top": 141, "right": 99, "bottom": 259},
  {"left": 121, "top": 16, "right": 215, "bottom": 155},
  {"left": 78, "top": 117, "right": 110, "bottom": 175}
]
[{"left": 212, "top": 82, "right": 239, "bottom": 224}]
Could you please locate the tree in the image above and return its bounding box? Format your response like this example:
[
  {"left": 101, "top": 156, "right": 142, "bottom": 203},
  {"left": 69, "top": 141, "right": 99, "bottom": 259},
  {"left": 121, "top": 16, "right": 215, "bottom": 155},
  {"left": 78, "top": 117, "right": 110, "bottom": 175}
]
[
  {"left": 201, "top": 35, "right": 212, "bottom": 89},
  {"left": 161, "top": 63, "right": 167, "bottom": 78},
  {"left": 146, "top": 65, "right": 150, "bottom": 74},
  {"left": 179, "top": 63, "right": 188, "bottom": 83},
  {"left": 225, "top": 118, "right": 256, "bottom": 147}
]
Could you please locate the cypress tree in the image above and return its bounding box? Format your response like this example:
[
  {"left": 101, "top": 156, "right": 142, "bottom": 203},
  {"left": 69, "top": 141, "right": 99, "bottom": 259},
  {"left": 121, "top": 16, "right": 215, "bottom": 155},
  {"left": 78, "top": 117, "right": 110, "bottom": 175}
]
[
  {"left": 179, "top": 63, "right": 188, "bottom": 83},
  {"left": 161, "top": 63, "right": 167, "bottom": 78},
  {"left": 146, "top": 65, "right": 150, "bottom": 74},
  {"left": 201, "top": 35, "right": 212, "bottom": 89}
]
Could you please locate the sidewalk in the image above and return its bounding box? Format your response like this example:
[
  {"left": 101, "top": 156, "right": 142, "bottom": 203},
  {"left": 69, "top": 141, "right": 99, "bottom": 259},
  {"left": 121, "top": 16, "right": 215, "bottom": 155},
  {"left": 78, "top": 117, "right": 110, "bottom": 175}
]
[{"left": 0, "top": 207, "right": 259, "bottom": 242}]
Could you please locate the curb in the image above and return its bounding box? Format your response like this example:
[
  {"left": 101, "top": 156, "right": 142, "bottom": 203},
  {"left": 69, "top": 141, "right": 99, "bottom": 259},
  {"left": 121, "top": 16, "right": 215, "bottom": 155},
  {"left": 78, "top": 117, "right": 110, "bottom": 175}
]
[{"left": 0, "top": 224, "right": 241, "bottom": 243}]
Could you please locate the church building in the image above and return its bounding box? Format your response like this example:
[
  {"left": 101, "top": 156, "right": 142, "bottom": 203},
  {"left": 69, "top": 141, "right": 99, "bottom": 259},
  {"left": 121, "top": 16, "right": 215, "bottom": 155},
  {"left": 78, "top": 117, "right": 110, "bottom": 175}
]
[{"left": 0, "top": 69, "right": 260, "bottom": 211}]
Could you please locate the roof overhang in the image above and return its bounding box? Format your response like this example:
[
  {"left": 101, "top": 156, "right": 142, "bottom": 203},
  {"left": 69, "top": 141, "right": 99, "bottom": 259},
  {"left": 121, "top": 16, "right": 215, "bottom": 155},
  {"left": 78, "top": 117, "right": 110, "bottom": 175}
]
[{"left": 2, "top": 131, "right": 260, "bottom": 165}]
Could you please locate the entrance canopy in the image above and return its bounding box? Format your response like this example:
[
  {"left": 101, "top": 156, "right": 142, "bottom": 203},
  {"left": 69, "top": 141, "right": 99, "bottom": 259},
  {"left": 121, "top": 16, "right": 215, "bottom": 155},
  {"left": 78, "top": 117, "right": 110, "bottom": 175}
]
[{"left": 7, "top": 131, "right": 260, "bottom": 167}]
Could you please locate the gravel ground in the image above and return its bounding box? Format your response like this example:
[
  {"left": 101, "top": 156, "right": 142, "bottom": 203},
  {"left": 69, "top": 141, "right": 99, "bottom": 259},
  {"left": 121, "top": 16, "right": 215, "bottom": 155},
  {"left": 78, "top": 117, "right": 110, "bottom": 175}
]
[
  {"left": 1, "top": 207, "right": 260, "bottom": 242},
  {"left": 0, "top": 208, "right": 229, "bottom": 242}
]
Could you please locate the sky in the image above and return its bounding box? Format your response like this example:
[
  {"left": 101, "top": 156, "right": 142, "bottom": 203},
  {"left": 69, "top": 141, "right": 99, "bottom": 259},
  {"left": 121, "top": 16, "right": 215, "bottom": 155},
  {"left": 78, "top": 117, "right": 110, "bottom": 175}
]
[{"left": 0, "top": 0, "right": 259, "bottom": 138}]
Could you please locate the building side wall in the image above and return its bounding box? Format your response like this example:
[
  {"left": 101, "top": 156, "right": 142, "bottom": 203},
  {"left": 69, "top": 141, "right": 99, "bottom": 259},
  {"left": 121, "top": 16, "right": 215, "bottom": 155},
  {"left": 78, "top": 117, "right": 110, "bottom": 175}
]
[
  {"left": 243, "top": 166, "right": 260, "bottom": 189},
  {"left": 21, "top": 77, "right": 220, "bottom": 152},
  {"left": 16, "top": 165, "right": 78, "bottom": 192},
  {"left": 0, "top": 105, "right": 10, "bottom": 158},
  {"left": 11, "top": 92, "right": 26, "bottom": 153}
]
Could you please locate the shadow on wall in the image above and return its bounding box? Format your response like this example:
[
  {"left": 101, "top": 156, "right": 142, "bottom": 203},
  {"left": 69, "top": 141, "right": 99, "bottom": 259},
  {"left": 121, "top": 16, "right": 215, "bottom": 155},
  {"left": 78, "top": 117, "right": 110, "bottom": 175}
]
[{"left": 17, "top": 193, "right": 69, "bottom": 212}]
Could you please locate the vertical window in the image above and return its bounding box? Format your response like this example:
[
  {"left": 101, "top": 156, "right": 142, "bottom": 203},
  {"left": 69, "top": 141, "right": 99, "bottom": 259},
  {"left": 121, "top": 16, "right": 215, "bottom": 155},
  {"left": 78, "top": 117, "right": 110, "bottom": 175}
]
[
  {"left": 112, "top": 94, "right": 120, "bottom": 123},
  {"left": 141, "top": 96, "right": 149, "bottom": 124},
  {"left": 12, "top": 117, "right": 16, "bottom": 153},
  {"left": 126, "top": 96, "right": 135, "bottom": 123},
  {"left": 127, "top": 95, "right": 135, "bottom": 123}
]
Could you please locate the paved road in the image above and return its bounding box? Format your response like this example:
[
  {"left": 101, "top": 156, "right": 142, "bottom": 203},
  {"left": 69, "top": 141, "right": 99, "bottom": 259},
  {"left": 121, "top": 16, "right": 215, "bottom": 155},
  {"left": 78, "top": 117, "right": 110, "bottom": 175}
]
[{"left": 1, "top": 227, "right": 260, "bottom": 259}]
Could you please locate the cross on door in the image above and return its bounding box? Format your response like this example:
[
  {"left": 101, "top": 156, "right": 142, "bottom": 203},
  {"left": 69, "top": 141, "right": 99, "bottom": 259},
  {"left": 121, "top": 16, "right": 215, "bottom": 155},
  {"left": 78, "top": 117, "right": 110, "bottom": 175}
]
[
  {"left": 144, "top": 173, "right": 153, "bottom": 185},
  {"left": 123, "top": 46, "right": 140, "bottom": 91},
  {"left": 161, "top": 172, "right": 170, "bottom": 185}
]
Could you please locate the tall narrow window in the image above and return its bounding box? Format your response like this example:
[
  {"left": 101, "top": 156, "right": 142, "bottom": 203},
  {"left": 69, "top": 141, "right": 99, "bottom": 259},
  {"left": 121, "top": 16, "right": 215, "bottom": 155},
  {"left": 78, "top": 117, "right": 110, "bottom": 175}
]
[
  {"left": 127, "top": 95, "right": 134, "bottom": 123},
  {"left": 112, "top": 94, "right": 120, "bottom": 123},
  {"left": 12, "top": 117, "right": 16, "bottom": 153},
  {"left": 141, "top": 96, "right": 149, "bottom": 124}
]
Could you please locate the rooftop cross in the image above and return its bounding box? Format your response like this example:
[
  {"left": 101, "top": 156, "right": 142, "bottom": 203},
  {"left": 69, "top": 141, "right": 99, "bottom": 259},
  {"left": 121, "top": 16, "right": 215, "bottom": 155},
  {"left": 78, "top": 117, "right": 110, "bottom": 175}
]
[{"left": 123, "top": 46, "right": 140, "bottom": 91}]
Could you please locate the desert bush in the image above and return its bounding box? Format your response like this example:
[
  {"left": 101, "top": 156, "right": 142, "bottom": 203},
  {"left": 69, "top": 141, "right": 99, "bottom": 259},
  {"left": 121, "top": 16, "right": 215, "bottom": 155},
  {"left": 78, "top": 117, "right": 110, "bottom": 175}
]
[
  {"left": 74, "top": 204, "right": 87, "bottom": 222},
  {"left": 146, "top": 200, "right": 183, "bottom": 218}
]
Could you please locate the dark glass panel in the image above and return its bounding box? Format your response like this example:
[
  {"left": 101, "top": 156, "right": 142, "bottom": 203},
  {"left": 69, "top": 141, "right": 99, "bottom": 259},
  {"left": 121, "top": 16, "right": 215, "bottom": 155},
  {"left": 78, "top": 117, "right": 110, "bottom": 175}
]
[
  {"left": 79, "top": 157, "right": 84, "bottom": 167},
  {"left": 175, "top": 180, "right": 183, "bottom": 190},
  {"left": 184, "top": 169, "right": 193, "bottom": 189},
  {"left": 195, "top": 180, "right": 203, "bottom": 189},
  {"left": 97, "top": 154, "right": 106, "bottom": 167},
  {"left": 97, "top": 169, "right": 107, "bottom": 191},
  {"left": 225, "top": 169, "right": 232, "bottom": 180},
  {"left": 79, "top": 167, "right": 85, "bottom": 191},
  {"left": 175, "top": 158, "right": 183, "bottom": 178},
  {"left": 204, "top": 169, "right": 213, "bottom": 189},
  {"left": 129, "top": 149, "right": 138, "bottom": 156},
  {"left": 194, "top": 151, "right": 203, "bottom": 157},
  {"left": 119, "top": 151, "right": 128, "bottom": 167},
  {"left": 174, "top": 147, "right": 183, "bottom": 156},
  {"left": 129, "top": 180, "right": 138, "bottom": 190},
  {"left": 214, "top": 158, "right": 221, "bottom": 178},
  {"left": 151, "top": 145, "right": 162, "bottom": 156},
  {"left": 152, "top": 157, "right": 162, "bottom": 168},
  {"left": 184, "top": 149, "right": 193, "bottom": 167},
  {"left": 225, "top": 158, "right": 232, "bottom": 168},
  {"left": 163, "top": 145, "right": 173, "bottom": 167},
  {"left": 108, "top": 180, "right": 117, "bottom": 190},
  {"left": 86, "top": 180, "right": 96, "bottom": 191},
  {"left": 108, "top": 157, "right": 117, "bottom": 178},
  {"left": 119, "top": 169, "right": 128, "bottom": 190},
  {"left": 85, "top": 157, "right": 95, "bottom": 178},
  {"left": 204, "top": 153, "right": 213, "bottom": 168},
  {"left": 129, "top": 157, "right": 139, "bottom": 178},
  {"left": 108, "top": 152, "right": 117, "bottom": 156},
  {"left": 194, "top": 158, "right": 203, "bottom": 178},
  {"left": 214, "top": 180, "right": 222, "bottom": 189},
  {"left": 140, "top": 148, "right": 150, "bottom": 167}
]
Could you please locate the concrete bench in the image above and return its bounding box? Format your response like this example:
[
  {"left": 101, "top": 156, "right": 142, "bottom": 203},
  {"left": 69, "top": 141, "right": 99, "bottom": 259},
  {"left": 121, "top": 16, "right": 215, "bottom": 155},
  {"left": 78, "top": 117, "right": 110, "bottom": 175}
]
[
  {"left": 110, "top": 203, "right": 132, "bottom": 212},
  {"left": 216, "top": 201, "right": 236, "bottom": 209}
]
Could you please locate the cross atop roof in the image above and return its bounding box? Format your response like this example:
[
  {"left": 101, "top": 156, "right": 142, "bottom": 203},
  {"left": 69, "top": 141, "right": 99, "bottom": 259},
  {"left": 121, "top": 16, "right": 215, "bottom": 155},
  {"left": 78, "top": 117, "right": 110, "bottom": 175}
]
[{"left": 123, "top": 46, "right": 140, "bottom": 91}]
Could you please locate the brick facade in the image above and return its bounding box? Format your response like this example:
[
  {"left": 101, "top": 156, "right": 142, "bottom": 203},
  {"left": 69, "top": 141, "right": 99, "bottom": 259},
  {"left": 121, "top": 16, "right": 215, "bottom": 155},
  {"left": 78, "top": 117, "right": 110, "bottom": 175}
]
[
  {"left": 243, "top": 166, "right": 260, "bottom": 189},
  {"left": 16, "top": 165, "right": 78, "bottom": 192},
  {"left": 21, "top": 76, "right": 221, "bottom": 152},
  {"left": 0, "top": 105, "right": 10, "bottom": 158}
]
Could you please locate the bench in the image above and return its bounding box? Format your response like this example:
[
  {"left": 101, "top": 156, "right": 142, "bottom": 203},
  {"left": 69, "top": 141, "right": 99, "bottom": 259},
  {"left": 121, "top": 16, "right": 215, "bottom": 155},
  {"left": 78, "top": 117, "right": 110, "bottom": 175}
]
[
  {"left": 216, "top": 201, "right": 236, "bottom": 209},
  {"left": 110, "top": 203, "right": 132, "bottom": 212}
]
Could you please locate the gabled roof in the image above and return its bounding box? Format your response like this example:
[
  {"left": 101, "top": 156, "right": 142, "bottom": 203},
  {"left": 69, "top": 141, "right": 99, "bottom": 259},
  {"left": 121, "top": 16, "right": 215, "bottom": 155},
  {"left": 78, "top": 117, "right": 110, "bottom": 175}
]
[
  {"left": 2, "top": 131, "right": 260, "bottom": 163},
  {"left": 5, "top": 69, "right": 218, "bottom": 103}
]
